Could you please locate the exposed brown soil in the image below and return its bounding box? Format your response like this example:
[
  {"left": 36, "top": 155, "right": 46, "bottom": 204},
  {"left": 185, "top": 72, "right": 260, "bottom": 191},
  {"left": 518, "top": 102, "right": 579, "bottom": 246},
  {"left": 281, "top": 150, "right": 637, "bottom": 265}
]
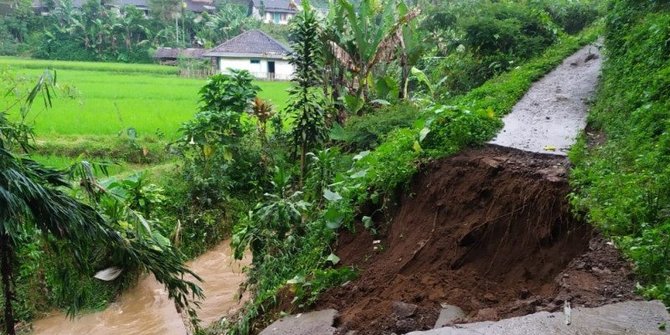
[{"left": 315, "top": 145, "right": 638, "bottom": 335}]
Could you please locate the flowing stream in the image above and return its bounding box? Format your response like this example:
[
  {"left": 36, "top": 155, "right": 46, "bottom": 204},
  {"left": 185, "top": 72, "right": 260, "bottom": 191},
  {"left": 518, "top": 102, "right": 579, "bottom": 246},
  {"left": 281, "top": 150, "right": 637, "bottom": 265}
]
[{"left": 32, "top": 240, "right": 249, "bottom": 335}]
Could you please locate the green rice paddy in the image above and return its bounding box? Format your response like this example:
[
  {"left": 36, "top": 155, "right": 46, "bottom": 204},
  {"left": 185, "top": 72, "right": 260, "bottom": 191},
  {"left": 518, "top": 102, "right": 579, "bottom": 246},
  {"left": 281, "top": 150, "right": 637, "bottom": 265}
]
[
  {"left": 1, "top": 56, "right": 290, "bottom": 138},
  {"left": 0, "top": 57, "right": 291, "bottom": 173}
]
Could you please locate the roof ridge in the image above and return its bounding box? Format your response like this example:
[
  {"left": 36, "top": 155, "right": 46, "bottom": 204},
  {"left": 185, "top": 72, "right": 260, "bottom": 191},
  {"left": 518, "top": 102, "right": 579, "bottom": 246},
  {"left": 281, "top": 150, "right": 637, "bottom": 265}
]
[
  {"left": 207, "top": 29, "right": 291, "bottom": 54},
  {"left": 251, "top": 29, "right": 291, "bottom": 53},
  {"left": 203, "top": 29, "right": 292, "bottom": 58}
]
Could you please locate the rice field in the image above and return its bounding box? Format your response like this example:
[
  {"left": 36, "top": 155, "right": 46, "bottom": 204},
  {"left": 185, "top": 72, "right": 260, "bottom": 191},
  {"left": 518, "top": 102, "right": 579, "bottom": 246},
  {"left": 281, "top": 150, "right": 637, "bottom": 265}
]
[
  {"left": 0, "top": 57, "right": 292, "bottom": 175},
  {"left": 0, "top": 57, "right": 291, "bottom": 139}
]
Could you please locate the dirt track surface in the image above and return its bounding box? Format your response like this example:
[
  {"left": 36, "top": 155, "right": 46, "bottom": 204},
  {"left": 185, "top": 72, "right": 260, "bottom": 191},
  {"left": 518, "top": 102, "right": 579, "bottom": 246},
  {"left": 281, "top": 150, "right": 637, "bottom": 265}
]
[
  {"left": 315, "top": 146, "right": 638, "bottom": 335},
  {"left": 489, "top": 44, "right": 602, "bottom": 155}
]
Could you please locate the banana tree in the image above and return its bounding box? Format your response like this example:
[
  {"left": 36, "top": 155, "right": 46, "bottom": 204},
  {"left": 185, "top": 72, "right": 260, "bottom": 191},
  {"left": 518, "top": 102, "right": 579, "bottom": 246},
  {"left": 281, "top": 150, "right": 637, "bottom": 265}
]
[{"left": 326, "top": 0, "right": 419, "bottom": 113}]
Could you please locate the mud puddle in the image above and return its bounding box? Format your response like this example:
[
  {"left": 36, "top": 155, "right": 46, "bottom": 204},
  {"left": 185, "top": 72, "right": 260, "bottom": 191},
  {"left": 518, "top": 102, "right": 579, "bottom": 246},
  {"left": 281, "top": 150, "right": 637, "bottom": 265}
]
[
  {"left": 315, "top": 146, "right": 638, "bottom": 335},
  {"left": 32, "top": 240, "right": 248, "bottom": 335}
]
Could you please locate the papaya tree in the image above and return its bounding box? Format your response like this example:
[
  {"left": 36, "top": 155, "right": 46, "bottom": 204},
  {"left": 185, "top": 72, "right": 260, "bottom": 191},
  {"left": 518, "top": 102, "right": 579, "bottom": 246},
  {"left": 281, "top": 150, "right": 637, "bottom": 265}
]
[{"left": 287, "top": 0, "right": 329, "bottom": 180}]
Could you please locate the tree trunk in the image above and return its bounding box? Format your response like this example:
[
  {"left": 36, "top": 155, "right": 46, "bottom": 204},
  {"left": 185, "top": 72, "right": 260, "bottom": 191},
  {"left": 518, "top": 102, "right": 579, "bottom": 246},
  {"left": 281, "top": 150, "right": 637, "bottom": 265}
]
[
  {"left": 0, "top": 233, "right": 16, "bottom": 335},
  {"left": 399, "top": 53, "right": 409, "bottom": 100}
]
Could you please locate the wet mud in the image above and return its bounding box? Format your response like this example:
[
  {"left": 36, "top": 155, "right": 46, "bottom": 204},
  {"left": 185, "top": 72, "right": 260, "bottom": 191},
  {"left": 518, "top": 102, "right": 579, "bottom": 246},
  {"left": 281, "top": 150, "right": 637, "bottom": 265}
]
[{"left": 315, "top": 146, "right": 638, "bottom": 335}]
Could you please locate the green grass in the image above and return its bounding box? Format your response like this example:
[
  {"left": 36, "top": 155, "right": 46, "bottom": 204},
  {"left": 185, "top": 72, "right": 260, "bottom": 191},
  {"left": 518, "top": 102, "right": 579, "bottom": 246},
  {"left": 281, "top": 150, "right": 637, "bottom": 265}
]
[
  {"left": 0, "top": 56, "right": 179, "bottom": 74},
  {"left": 1, "top": 57, "right": 291, "bottom": 140}
]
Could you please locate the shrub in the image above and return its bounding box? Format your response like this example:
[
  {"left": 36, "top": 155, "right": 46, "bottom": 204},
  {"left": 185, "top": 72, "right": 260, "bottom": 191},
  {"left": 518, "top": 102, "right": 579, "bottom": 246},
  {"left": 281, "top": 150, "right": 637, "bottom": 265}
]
[
  {"left": 541, "top": 0, "right": 600, "bottom": 34},
  {"left": 176, "top": 70, "right": 265, "bottom": 205},
  {"left": 332, "top": 103, "right": 420, "bottom": 151},
  {"left": 421, "top": 0, "right": 561, "bottom": 98}
]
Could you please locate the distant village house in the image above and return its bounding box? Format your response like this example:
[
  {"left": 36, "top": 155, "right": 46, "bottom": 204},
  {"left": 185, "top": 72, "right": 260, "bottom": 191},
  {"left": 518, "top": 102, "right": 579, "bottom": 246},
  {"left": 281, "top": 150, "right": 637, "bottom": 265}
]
[
  {"left": 250, "top": 0, "right": 300, "bottom": 25},
  {"left": 203, "top": 29, "right": 293, "bottom": 80}
]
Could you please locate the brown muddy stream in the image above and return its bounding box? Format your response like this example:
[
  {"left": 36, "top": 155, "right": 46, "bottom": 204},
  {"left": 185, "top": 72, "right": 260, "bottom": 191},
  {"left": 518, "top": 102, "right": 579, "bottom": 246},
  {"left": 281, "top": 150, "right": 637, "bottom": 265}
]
[{"left": 32, "top": 241, "right": 249, "bottom": 335}]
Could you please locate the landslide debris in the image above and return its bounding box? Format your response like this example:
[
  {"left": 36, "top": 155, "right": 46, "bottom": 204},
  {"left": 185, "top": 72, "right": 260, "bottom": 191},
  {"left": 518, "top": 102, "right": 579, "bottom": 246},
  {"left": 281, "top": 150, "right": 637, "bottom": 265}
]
[{"left": 316, "top": 145, "right": 637, "bottom": 335}]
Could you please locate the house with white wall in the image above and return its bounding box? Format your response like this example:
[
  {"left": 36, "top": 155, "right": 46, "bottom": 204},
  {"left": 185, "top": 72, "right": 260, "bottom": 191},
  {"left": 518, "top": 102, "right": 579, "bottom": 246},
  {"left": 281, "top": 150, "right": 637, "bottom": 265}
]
[
  {"left": 250, "top": 0, "right": 300, "bottom": 25},
  {"left": 203, "top": 30, "right": 294, "bottom": 80}
]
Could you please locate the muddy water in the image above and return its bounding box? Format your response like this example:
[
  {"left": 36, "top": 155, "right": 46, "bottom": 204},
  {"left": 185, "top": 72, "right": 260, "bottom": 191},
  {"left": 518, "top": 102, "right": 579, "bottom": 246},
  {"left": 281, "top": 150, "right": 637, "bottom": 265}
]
[{"left": 32, "top": 241, "right": 249, "bottom": 335}]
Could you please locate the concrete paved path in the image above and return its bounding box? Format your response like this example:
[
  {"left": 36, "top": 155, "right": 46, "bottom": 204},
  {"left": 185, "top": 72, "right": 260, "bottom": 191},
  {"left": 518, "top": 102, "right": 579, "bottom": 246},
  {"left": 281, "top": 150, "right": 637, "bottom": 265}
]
[
  {"left": 407, "top": 300, "right": 670, "bottom": 335},
  {"left": 489, "top": 44, "right": 602, "bottom": 156}
]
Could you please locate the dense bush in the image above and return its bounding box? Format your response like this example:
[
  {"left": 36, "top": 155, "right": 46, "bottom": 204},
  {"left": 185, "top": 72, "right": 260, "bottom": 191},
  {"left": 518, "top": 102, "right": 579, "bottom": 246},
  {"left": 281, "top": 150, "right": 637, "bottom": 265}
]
[
  {"left": 461, "top": 3, "right": 556, "bottom": 57},
  {"left": 176, "top": 70, "right": 265, "bottom": 205},
  {"left": 332, "top": 103, "right": 420, "bottom": 151},
  {"left": 420, "top": 0, "right": 598, "bottom": 98},
  {"left": 569, "top": 0, "right": 670, "bottom": 303},
  {"left": 540, "top": 0, "right": 600, "bottom": 34}
]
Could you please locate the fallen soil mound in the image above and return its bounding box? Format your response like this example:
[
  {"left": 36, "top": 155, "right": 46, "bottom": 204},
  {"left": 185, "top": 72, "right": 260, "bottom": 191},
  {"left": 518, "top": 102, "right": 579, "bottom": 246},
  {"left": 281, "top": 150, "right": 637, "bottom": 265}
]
[{"left": 315, "top": 145, "right": 637, "bottom": 335}]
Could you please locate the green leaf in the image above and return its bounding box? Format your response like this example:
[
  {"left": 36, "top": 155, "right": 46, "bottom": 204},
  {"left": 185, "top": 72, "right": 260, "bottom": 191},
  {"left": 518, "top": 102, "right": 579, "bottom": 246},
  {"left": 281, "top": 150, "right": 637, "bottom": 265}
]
[
  {"left": 324, "top": 207, "right": 344, "bottom": 229},
  {"left": 287, "top": 275, "right": 305, "bottom": 285},
  {"left": 413, "top": 140, "right": 423, "bottom": 153},
  {"left": 343, "top": 94, "right": 365, "bottom": 114},
  {"left": 362, "top": 216, "right": 373, "bottom": 229},
  {"left": 411, "top": 66, "right": 434, "bottom": 96},
  {"left": 324, "top": 189, "right": 343, "bottom": 202},
  {"left": 353, "top": 150, "right": 370, "bottom": 161},
  {"left": 329, "top": 123, "right": 348, "bottom": 141},
  {"left": 419, "top": 127, "right": 431, "bottom": 142},
  {"left": 350, "top": 169, "right": 367, "bottom": 179},
  {"left": 326, "top": 253, "right": 340, "bottom": 265}
]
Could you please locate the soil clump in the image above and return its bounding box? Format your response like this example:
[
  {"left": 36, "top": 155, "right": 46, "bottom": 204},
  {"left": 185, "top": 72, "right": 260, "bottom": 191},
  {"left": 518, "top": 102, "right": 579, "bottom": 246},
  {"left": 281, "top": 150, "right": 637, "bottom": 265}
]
[{"left": 315, "top": 145, "right": 638, "bottom": 335}]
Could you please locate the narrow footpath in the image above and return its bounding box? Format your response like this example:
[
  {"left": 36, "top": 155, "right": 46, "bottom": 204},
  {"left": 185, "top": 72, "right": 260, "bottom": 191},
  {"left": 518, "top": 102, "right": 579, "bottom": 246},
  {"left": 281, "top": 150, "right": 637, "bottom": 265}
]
[{"left": 489, "top": 43, "right": 602, "bottom": 155}]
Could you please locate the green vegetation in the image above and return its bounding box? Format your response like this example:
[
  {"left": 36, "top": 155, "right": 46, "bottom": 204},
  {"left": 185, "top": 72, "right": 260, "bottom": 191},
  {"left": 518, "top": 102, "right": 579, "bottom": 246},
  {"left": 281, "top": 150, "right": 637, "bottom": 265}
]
[
  {"left": 0, "top": 58, "right": 289, "bottom": 332},
  {"left": 287, "top": 0, "right": 328, "bottom": 179},
  {"left": 570, "top": 0, "right": 670, "bottom": 304},
  {"left": 420, "top": 0, "right": 601, "bottom": 99},
  {"left": 0, "top": 71, "right": 202, "bottom": 335},
  {"left": 0, "top": 0, "right": 257, "bottom": 62}
]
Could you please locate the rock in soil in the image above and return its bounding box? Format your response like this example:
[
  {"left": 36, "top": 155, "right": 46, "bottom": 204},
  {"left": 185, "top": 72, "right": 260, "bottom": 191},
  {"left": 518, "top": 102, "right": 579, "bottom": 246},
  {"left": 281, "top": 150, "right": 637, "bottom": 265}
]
[
  {"left": 315, "top": 146, "right": 640, "bottom": 335},
  {"left": 393, "top": 301, "right": 419, "bottom": 319},
  {"left": 259, "top": 309, "right": 338, "bottom": 335},
  {"left": 433, "top": 305, "right": 465, "bottom": 328}
]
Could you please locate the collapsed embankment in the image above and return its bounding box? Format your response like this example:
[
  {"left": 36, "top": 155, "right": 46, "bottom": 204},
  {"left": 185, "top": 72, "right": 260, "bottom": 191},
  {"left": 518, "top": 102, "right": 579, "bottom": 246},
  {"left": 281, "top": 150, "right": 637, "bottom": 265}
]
[{"left": 315, "top": 145, "right": 638, "bottom": 335}]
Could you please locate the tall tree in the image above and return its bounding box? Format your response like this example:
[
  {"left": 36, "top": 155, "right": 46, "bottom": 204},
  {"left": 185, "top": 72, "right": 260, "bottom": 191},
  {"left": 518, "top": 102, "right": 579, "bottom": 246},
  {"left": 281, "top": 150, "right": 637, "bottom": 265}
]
[
  {"left": 0, "top": 71, "right": 202, "bottom": 335},
  {"left": 287, "top": 0, "right": 328, "bottom": 180}
]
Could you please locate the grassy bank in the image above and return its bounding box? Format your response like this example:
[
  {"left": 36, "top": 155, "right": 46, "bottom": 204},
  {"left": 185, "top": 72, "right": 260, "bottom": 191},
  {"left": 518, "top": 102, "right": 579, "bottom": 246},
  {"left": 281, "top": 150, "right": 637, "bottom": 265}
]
[{"left": 569, "top": 1, "right": 670, "bottom": 303}]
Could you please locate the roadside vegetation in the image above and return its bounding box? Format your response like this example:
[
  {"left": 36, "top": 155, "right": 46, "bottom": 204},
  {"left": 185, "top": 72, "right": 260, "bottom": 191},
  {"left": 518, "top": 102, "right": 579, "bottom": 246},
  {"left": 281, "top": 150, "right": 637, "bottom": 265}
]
[
  {"left": 570, "top": 0, "right": 670, "bottom": 304},
  {"left": 192, "top": 0, "right": 598, "bottom": 333}
]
